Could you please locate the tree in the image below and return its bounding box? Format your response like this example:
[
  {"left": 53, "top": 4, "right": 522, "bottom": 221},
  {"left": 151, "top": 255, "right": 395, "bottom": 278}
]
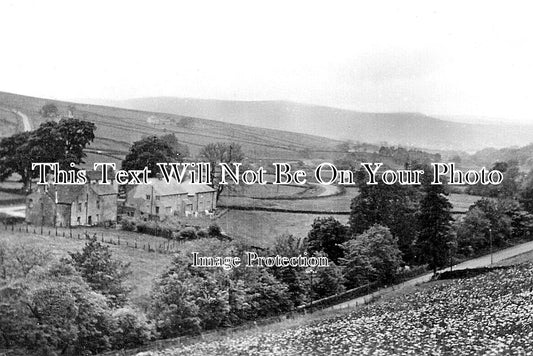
[
  {"left": 349, "top": 182, "right": 419, "bottom": 264},
  {"left": 415, "top": 182, "right": 453, "bottom": 272},
  {"left": 310, "top": 257, "right": 345, "bottom": 299},
  {"left": 199, "top": 142, "right": 245, "bottom": 200},
  {"left": 0, "top": 132, "right": 32, "bottom": 190},
  {"left": 111, "top": 307, "right": 154, "bottom": 349},
  {"left": 269, "top": 234, "right": 309, "bottom": 306},
  {"left": 121, "top": 135, "right": 175, "bottom": 177},
  {"left": 39, "top": 103, "right": 59, "bottom": 118},
  {"left": 455, "top": 207, "right": 491, "bottom": 257},
  {"left": 307, "top": 217, "right": 348, "bottom": 264},
  {"left": 2, "top": 259, "right": 118, "bottom": 355},
  {"left": 0, "top": 119, "right": 95, "bottom": 190},
  {"left": 160, "top": 133, "right": 190, "bottom": 159},
  {"left": 69, "top": 239, "right": 131, "bottom": 308},
  {"left": 342, "top": 224, "right": 403, "bottom": 288},
  {"left": 466, "top": 160, "right": 522, "bottom": 198}
]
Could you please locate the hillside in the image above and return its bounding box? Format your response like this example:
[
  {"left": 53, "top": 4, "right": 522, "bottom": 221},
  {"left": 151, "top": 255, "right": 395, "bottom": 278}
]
[
  {"left": 91, "top": 97, "right": 533, "bottom": 152},
  {"left": 146, "top": 264, "right": 533, "bottom": 355},
  {"left": 0, "top": 91, "right": 342, "bottom": 167}
]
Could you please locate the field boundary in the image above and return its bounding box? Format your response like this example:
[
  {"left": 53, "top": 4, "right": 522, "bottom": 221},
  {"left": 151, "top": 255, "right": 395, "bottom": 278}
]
[
  {"left": 218, "top": 204, "right": 467, "bottom": 215},
  {"left": 1, "top": 223, "right": 181, "bottom": 255}
]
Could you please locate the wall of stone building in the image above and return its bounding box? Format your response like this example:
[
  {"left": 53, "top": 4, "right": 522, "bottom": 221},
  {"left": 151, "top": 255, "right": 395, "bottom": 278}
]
[
  {"left": 153, "top": 194, "right": 187, "bottom": 217},
  {"left": 123, "top": 189, "right": 216, "bottom": 220},
  {"left": 26, "top": 192, "right": 55, "bottom": 226},
  {"left": 98, "top": 194, "right": 117, "bottom": 223},
  {"left": 68, "top": 188, "right": 117, "bottom": 226},
  {"left": 196, "top": 191, "right": 216, "bottom": 212},
  {"left": 70, "top": 191, "right": 88, "bottom": 226},
  {"left": 55, "top": 204, "right": 71, "bottom": 227}
]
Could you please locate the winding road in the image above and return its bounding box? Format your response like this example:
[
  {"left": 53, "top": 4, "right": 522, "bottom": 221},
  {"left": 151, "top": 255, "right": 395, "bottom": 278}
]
[
  {"left": 328, "top": 240, "right": 533, "bottom": 311},
  {"left": 12, "top": 110, "right": 32, "bottom": 131}
]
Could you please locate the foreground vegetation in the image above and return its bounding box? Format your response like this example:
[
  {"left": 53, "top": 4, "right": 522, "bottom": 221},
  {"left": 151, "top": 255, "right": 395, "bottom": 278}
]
[{"left": 143, "top": 263, "right": 533, "bottom": 355}]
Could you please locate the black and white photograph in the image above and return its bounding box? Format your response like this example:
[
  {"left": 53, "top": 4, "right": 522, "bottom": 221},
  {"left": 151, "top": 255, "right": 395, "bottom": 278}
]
[{"left": 1, "top": 1, "right": 533, "bottom": 355}]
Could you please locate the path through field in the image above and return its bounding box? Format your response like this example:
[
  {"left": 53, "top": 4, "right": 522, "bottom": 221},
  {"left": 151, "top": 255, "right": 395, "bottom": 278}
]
[
  {"left": 328, "top": 239, "right": 533, "bottom": 310},
  {"left": 12, "top": 110, "right": 31, "bottom": 131}
]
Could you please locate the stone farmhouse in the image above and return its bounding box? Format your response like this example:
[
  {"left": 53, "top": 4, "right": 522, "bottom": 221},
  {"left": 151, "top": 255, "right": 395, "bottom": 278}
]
[
  {"left": 26, "top": 182, "right": 118, "bottom": 227},
  {"left": 122, "top": 178, "right": 217, "bottom": 220},
  {"left": 26, "top": 173, "right": 217, "bottom": 226}
]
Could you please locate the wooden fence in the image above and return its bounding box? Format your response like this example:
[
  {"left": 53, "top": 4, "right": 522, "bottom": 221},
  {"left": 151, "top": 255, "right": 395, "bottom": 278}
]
[{"left": 2, "top": 223, "right": 182, "bottom": 255}]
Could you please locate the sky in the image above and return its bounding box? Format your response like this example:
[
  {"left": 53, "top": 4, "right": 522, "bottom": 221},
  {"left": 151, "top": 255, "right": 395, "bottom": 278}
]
[{"left": 0, "top": 0, "right": 532, "bottom": 123}]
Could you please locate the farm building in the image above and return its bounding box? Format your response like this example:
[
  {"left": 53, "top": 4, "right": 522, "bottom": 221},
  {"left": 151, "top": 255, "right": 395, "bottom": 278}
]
[
  {"left": 26, "top": 182, "right": 118, "bottom": 227},
  {"left": 122, "top": 178, "right": 216, "bottom": 220}
]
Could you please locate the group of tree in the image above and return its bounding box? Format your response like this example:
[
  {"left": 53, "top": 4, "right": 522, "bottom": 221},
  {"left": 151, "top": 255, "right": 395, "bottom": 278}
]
[
  {"left": 0, "top": 118, "right": 95, "bottom": 191},
  {"left": 306, "top": 161, "right": 533, "bottom": 289},
  {"left": 0, "top": 239, "right": 153, "bottom": 355},
  {"left": 122, "top": 137, "right": 244, "bottom": 201}
]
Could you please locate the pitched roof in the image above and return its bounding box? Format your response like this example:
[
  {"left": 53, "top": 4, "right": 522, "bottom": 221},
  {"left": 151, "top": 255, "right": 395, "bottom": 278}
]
[
  {"left": 36, "top": 183, "right": 117, "bottom": 204},
  {"left": 52, "top": 185, "right": 85, "bottom": 203},
  {"left": 89, "top": 183, "right": 117, "bottom": 196},
  {"left": 130, "top": 178, "right": 215, "bottom": 198}
]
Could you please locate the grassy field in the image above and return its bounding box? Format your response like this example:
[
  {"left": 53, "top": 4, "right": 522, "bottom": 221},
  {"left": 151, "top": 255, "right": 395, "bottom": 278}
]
[
  {"left": 219, "top": 186, "right": 358, "bottom": 212},
  {"left": 448, "top": 193, "right": 481, "bottom": 212},
  {"left": 218, "top": 210, "right": 349, "bottom": 246},
  {"left": 148, "top": 262, "right": 533, "bottom": 355},
  {"left": 216, "top": 190, "right": 480, "bottom": 245},
  {"left": 220, "top": 188, "right": 479, "bottom": 213},
  {"left": 222, "top": 183, "right": 323, "bottom": 199}
]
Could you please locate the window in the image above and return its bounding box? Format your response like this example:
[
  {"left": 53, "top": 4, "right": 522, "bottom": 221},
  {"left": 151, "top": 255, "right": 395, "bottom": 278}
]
[
  {"left": 156, "top": 196, "right": 160, "bottom": 201},
  {"left": 155, "top": 207, "right": 160, "bottom": 214},
  {"left": 96, "top": 199, "right": 100, "bottom": 209},
  {"left": 78, "top": 202, "right": 82, "bottom": 211},
  {"left": 146, "top": 195, "right": 151, "bottom": 200},
  {"left": 28, "top": 199, "right": 34, "bottom": 209}
]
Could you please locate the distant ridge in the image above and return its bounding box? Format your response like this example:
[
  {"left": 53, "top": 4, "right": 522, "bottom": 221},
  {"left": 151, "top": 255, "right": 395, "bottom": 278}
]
[
  {"left": 85, "top": 97, "right": 533, "bottom": 152},
  {"left": 0, "top": 91, "right": 342, "bottom": 166}
]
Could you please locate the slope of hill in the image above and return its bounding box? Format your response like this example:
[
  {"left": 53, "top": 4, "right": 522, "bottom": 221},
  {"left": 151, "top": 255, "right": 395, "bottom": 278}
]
[
  {"left": 0, "top": 91, "right": 342, "bottom": 166},
  {"left": 92, "top": 97, "right": 533, "bottom": 152},
  {"left": 147, "top": 264, "right": 533, "bottom": 355}
]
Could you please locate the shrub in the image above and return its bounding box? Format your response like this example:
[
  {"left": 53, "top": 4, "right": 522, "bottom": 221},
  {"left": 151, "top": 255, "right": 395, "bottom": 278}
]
[
  {"left": 208, "top": 223, "right": 222, "bottom": 238},
  {"left": 197, "top": 229, "right": 208, "bottom": 239},
  {"left": 179, "top": 227, "right": 197, "bottom": 240},
  {"left": 112, "top": 307, "right": 155, "bottom": 349},
  {"left": 121, "top": 218, "right": 136, "bottom": 232}
]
